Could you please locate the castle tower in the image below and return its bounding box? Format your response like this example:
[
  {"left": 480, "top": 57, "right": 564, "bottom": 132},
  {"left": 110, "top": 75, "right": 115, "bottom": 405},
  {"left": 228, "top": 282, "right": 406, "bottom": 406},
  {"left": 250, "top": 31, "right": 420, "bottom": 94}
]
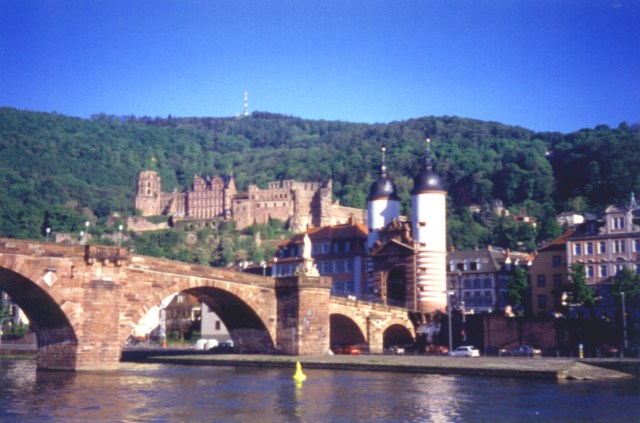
[
  {"left": 366, "top": 147, "right": 400, "bottom": 249},
  {"left": 135, "top": 171, "right": 162, "bottom": 216},
  {"left": 365, "top": 147, "right": 400, "bottom": 298},
  {"left": 411, "top": 139, "right": 447, "bottom": 313}
]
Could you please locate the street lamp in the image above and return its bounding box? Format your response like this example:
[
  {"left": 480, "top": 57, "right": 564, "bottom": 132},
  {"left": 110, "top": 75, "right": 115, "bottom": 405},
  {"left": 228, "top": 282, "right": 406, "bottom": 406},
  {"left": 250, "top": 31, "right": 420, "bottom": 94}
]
[
  {"left": 621, "top": 291, "right": 628, "bottom": 350},
  {"left": 461, "top": 301, "right": 467, "bottom": 342},
  {"left": 118, "top": 225, "right": 123, "bottom": 247},
  {"left": 262, "top": 261, "right": 267, "bottom": 276},
  {"left": 80, "top": 231, "right": 85, "bottom": 245},
  {"left": 273, "top": 257, "right": 278, "bottom": 278},
  {"left": 85, "top": 221, "right": 90, "bottom": 244},
  {"left": 447, "top": 289, "right": 456, "bottom": 353},
  {"left": 46, "top": 227, "right": 51, "bottom": 242}
]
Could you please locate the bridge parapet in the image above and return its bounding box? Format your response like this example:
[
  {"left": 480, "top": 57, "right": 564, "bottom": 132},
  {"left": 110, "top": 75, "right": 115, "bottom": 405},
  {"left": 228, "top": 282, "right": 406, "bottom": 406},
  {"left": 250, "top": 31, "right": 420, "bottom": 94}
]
[
  {"left": 86, "top": 245, "right": 128, "bottom": 266},
  {"left": 0, "top": 239, "right": 84, "bottom": 258},
  {"left": 330, "top": 296, "right": 414, "bottom": 315}
]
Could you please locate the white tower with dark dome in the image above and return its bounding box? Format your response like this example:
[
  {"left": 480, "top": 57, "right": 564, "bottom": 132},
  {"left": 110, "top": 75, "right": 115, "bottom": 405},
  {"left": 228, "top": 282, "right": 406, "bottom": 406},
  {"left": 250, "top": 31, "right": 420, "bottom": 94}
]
[
  {"left": 411, "top": 139, "right": 447, "bottom": 313},
  {"left": 366, "top": 147, "right": 400, "bottom": 249}
]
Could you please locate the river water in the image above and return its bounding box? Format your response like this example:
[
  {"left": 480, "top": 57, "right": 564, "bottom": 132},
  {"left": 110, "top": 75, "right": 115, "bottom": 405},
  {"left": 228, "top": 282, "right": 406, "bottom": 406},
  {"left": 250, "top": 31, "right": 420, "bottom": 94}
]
[{"left": 1, "top": 358, "right": 639, "bottom": 422}]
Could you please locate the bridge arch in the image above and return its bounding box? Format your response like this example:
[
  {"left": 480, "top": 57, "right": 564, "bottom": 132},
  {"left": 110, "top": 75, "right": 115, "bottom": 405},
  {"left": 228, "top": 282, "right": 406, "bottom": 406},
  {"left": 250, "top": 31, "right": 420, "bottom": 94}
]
[
  {"left": 120, "top": 264, "right": 280, "bottom": 354},
  {"left": 183, "top": 286, "right": 275, "bottom": 353},
  {"left": 0, "top": 267, "right": 79, "bottom": 370},
  {"left": 382, "top": 322, "right": 415, "bottom": 349},
  {"left": 330, "top": 313, "right": 366, "bottom": 348}
]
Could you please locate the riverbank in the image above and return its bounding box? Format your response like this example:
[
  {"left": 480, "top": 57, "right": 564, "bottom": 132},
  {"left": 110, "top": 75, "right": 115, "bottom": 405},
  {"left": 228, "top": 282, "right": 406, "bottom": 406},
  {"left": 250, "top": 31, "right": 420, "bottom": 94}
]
[{"left": 122, "top": 351, "right": 637, "bottom": 381}]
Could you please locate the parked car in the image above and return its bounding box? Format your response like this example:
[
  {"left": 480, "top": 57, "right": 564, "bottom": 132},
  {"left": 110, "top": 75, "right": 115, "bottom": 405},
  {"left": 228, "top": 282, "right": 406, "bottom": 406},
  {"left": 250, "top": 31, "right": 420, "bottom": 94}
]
[
  {"left": 425, "top": 344, "right": 450, "bottom": 355},
  {"left": 209, "top": 341, "right": 237, "bottom": 354},
  {"left": 333, "top": 345, "right": 361, "bottom": 355},
  {"left": 597, "top": 345, "right": 619, "bottom": 357},
  {"left": 505, "top": 346, "right": 541, "bottom": 357},
  {"left": 449, "top": 346, "right": 480, "bottom": 357},
  {"left": 484, "top": 346, "right": 507, "bottom": 356},
  {"left": 391, "top": 346, "right": 405, "bottom": 354}
]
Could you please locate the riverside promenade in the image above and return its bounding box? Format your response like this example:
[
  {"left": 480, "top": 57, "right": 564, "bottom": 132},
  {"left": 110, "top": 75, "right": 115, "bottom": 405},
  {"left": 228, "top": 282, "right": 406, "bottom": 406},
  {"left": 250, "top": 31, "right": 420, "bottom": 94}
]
[{"left": 122, "top": 351, "right": 637, "bottom": 381}]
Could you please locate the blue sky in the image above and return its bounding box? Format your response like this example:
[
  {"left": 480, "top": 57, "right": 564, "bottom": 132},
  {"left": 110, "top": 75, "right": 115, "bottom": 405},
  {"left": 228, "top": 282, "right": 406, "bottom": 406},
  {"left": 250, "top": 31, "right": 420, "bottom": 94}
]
[{"left": 1, "top": 0, "right": 639, "bottom": 133}]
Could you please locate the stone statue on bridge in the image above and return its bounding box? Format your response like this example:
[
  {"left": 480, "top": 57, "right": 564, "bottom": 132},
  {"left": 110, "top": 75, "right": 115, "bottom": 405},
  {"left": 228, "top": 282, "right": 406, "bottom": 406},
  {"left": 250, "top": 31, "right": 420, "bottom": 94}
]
[{"left": 301, "top": 232, "right": 319, "bottom": 276}]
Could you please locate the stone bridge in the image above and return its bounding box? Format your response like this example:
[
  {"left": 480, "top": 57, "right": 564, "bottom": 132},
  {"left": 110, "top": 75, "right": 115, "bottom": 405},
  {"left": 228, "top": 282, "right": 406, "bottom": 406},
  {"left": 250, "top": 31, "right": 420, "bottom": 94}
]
[{"left": 0, "top": 238, "right": 415, "bottom": 371}]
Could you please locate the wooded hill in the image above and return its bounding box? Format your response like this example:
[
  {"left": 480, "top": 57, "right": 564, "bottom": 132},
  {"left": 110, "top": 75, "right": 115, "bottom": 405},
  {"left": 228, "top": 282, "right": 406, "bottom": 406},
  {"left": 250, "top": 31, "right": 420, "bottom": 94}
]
[{"left": 1, "top": 107, "right": 638, "bottom": 257}]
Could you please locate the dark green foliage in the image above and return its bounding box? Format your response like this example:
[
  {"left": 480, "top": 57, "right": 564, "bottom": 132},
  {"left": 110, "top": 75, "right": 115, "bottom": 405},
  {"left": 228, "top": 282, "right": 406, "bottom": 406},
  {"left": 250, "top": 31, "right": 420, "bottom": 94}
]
[
  {"left": 1, "top": 107, "right": 638, "bottom": 255},
  {"left": 507, "top": 266, "right": 530, "bottom": 314},
  {"left": 611, "top": 267, "right": 640, "bottom": 308},
  {"left": 564, "top": 263, "right": 596, "bottom": 307}
]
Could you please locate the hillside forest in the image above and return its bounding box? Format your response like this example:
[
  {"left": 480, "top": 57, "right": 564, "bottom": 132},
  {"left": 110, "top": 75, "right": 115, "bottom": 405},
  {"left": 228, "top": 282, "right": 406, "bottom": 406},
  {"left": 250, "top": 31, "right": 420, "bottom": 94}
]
[{"left": 1, "top": 107, "right": 639, "bottom": 266}]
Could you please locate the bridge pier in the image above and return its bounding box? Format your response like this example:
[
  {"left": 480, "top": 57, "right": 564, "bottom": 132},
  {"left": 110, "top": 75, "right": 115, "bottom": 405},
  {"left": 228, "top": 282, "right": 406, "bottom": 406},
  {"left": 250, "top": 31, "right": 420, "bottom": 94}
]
[
  {"left": 367, "top": 314, "right": 386, "bottom": 354},
  {"left": 36, "top": 279, "right": 123, "bottom": 371},
  {"left": 275, "top": 275, "right": 332, "bottom": 355}
]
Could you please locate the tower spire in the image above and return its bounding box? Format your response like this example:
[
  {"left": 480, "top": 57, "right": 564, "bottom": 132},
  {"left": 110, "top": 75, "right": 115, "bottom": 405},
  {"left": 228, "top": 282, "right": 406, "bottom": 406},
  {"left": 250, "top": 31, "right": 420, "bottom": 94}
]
[
  {"left": 424, "top": 137, "right": 433, "bottom": 171},
  {"left": 380, "top": 146, "right": 387, "bottom": 176},
  {"left": 244, "top": 91, "right": 248, "bottom": 117}
]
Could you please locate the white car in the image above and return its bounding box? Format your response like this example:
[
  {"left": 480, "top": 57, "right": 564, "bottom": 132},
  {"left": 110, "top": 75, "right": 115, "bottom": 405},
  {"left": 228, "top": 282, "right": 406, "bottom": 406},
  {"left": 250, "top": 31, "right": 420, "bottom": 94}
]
[{"left": 449, "top": 346, "right": 480, "bottom": 357}]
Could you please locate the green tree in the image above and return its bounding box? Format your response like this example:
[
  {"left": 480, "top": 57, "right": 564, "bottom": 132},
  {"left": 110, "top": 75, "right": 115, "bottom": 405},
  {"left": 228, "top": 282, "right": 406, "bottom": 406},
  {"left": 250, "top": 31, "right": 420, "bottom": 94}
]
[
  {"left": 563, "top": 263, "right": 596, "bottom": 307},
  {"left": 611, "top": 267, "right": 640, "bottom": 308},
  {"left": 506, "top": 266, "right": 530, "bottom": 314}
]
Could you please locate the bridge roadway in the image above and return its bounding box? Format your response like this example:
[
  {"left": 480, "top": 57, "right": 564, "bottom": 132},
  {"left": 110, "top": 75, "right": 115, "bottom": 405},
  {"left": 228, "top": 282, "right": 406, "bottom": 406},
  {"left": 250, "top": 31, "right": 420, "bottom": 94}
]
[{"left": 0, "top": 238, "right": 415, "bottom": 371}]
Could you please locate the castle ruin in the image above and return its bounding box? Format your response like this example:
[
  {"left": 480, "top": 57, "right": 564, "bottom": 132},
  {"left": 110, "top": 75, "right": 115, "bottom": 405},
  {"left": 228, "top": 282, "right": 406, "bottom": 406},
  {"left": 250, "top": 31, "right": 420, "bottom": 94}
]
[{"left": 133, "top": 171, "right": 364, "bottom": 233}]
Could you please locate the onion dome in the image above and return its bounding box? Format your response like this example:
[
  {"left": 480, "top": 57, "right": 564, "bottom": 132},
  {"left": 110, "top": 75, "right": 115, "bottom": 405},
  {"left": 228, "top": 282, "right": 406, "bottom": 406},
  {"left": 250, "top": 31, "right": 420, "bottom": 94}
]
[
  {"left": 367, "top": 147, "right": 400, "bottom": 201},
  {"left": 411, "top": 138, "right": 444, "bottom": 194}
]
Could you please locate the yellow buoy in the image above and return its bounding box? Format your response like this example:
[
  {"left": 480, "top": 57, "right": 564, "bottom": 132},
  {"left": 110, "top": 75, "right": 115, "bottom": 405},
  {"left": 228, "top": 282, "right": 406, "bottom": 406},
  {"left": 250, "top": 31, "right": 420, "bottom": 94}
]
[{"left": 293, "top": 361, "right": 307, "bottom": 382}]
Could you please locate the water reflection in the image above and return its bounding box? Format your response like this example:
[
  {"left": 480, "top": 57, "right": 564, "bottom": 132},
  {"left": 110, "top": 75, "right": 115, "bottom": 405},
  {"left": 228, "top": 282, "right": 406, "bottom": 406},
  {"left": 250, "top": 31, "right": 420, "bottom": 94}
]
[{"left": 1, "top": 359, "right": 639, "bottom": 422}]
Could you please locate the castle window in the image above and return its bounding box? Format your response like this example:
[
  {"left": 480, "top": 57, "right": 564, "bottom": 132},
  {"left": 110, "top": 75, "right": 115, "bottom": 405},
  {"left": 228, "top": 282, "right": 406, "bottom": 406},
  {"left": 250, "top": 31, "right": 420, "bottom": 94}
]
[
  {"left": 634, "top": 239, "right": 640, "bottom": 252},
  {"left": 598, "top": 242, "right": 606, "bottom": 254},
  {"left": 585, "top": 242, "right": 594, "bottom": 255},
  {"left": 573, "top": 243, "right": 582, "bottom": 256},
  {"left": 345, "top": 259, "right": 353, "bottom": 272},
  {"left": 612, "top": 216, "right": 625, "bottom": 230},
  {"left": 552, "top": 255, "right": 561, "bottom": 267},
  {"left": 613, "top": 240, "right": 626, "bottom": 253},
  {"left": 537, "top": 275, "right": 546, "bottom": 287},
  {"left": 344, "top": 241, "right": 351, "bottom": 252},
  {"left": 345, "top": 281, "right": 355, "bottom": 293},
  {"left": 599, "top": 264, "right": 608, "bottom": 278},
  {"left": 614, "top": 263, "right": 625, "bottom": 276}
]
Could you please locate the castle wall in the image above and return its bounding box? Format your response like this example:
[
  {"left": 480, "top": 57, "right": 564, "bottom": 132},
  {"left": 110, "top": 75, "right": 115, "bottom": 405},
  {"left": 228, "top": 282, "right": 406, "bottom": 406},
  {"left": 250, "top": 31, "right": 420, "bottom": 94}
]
[{"left": 134, "top": 172, "right": 365, "bottom": 234}]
